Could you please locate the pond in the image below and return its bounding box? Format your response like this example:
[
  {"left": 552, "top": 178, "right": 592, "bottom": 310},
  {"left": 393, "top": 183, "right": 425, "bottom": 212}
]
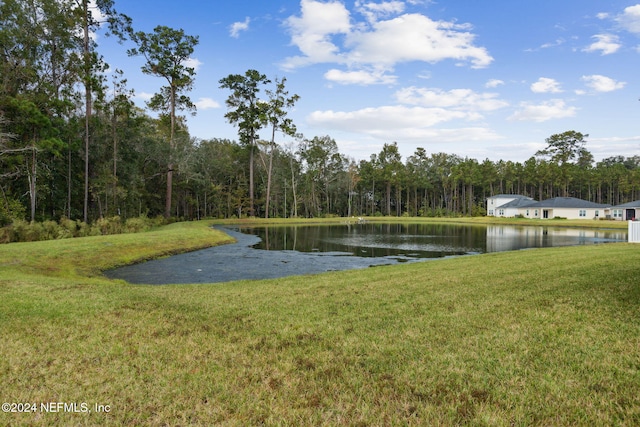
[{"left": 104, "top": 222, "right": 627, "bottom": 285}]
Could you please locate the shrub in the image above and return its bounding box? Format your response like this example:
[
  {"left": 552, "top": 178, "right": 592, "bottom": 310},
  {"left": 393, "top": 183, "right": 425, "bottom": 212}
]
[
  {"left": 10, "top": 220, "right": 31, "bottom": 242},
  {"left": 0, "top": 197, "right": 26, "bottom": 227},
  {"left": 472, "top": 205, "right": 487, "bottom": 217},
  {"left": 124, "top": 216, "right": 151, "bottom": 233},
  {"left": 0, "top": 225, "right": 13, "bottom": 243},
  {"left": 0, "top": 215, "right": 163, "bottom": 244},
  {"left": 77, "top": 221, "right": 91, "bottom": 237},
  {"left": 151, "top": 215, "right": 167, "bottom": 227},
  {"left": 58, "top": 217, "right": 79, "bottom": 239},
  {"left": 41, "top": 220, "right": 59, "bottom": 240},
  {"left": 95, "top": 216, "right": 123, "bottom": 235}
]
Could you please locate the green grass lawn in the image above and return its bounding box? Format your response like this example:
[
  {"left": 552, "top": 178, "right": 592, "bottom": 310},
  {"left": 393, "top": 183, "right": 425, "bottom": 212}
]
[{"left": 1, "top": 219, "right": 638, "bottom": 426}]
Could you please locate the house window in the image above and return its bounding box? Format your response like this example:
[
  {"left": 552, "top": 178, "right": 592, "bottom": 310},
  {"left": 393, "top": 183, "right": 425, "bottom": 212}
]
[
  {"left": 534, "top": 210, "right": 538, "bottom": 217},
  {"left": 498, "top": 209, "right": 504, "bottom": 216},
  {"left": 613, "top": 209, "right": 622, "bottom": 218},
  {"left": 595, "top": 210, "right": 599, "bottom": 218},
  {"left": 579, "top": 210, "right": 586, "bottom": 217},
  {"left": 488, "top": 209, "right": 494, "bottom": 216},
  {"left": 526, "top": 209, "right": 530, "bottom": 217}
]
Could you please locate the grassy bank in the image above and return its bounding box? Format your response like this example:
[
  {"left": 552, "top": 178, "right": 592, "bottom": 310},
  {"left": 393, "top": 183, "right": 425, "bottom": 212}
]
[{"left": 1, "top": 219, "right": 639, "bottom": 425}]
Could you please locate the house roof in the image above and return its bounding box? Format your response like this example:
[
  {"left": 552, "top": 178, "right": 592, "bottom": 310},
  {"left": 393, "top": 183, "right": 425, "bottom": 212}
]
[
  {"left": 489, "top": 194, "right": 533, "bottom": 199},
  {"left": 499, "top": 197, "right": 538, "bottom": 208},
  {"left": 525, "top": 197, "right": 610, "bottom": 209},
  {"left": 489, "top": 194, "right": 536, "bottom": 209},
  {"left": 613, "top": 200, "right": 640, "bottom": 208}
]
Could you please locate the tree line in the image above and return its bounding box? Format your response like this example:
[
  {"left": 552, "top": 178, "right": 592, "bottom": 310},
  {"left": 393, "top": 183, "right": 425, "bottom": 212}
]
[{"left": 1, "top": 0, "right": 639, "bottom": 227}]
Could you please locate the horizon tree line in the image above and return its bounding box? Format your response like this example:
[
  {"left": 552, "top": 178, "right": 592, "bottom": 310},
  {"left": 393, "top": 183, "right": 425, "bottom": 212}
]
[{"left": 1, "top": 0, "right": 639, "bottom": 226}]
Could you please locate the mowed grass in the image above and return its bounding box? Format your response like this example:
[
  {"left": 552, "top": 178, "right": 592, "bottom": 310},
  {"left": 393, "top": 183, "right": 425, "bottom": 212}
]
[{"left": 0, "top": 220, "right": 639, "bottom": 426}]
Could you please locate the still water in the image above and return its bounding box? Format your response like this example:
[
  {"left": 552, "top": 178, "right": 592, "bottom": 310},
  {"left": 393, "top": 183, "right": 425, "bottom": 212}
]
[{"left": 104, "top": 223, "right": 627, "bottom": 284}]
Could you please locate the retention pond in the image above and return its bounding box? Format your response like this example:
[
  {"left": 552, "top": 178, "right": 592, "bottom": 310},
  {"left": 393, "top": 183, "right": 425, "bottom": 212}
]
[{"left": 104, "top": 223, "right": 627, "bottom": 285}]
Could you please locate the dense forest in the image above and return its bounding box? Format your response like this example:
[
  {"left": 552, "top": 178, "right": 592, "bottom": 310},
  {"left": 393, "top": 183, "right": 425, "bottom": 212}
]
[{"left": 1, "top": 0, "right": 639, "bottom": 228}]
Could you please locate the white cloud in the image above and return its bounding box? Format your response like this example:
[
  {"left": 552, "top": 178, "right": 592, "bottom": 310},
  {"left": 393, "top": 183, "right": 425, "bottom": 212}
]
[
  {"left": 616, "top": 4, "right": 640, "bottom": 34},
  {"left": 229, "top": 17, "right": 251, "bottom": 38},
  {"left": 394, "top": 87, "right": 508, "bottom": 112},
  {"left": 485, "top": 79, "right": 504, "bottom": 88},
  {"left": 184, "top": 57, "right": 202, "bottom": 71},
  {"left": 282, "top": 0, "right": 493, "bottom": 74},
  {"left": 282, "top": 0, "right": 351, "bottom": 69},
  {"left": 324, "top": 68, "right": 397, "bottom": 85},
  {"left": 540, "top": 38, "right": 565, "bottom": 49},
  {"left": 526, "top": 38, "right": 565, "bottom": 51},
  {"left": 581, "top": 74, "right": 626, "bottom": 92},
  {"left": 508, "top": 99, "right": 577, "bottom": 122},
  {"left": 308, "top": 105, "right": 470, "bottom": 130},
  {"left": 136, "top": 92, "right": 154, "bottom": 101},
  {"left": 347, "top": 14, "right": 493, "bottom": 69},
  {"left": 530, "top": 77, "right": 563, "bottom": 94},
  {"left": 307, "top": 105, "right": 499, "bottom": 142},
  {"left": 194, "top": 97, "right": 220, "bottom": 110},
  {"left": 356, "top": 0, "right": 405, "bottom": 23},
  {"left": 587, "top": 135, "right": 640, "bottom": 161},
  {"left": 583, "top": 34, "right": 621, "bottom": 55}
]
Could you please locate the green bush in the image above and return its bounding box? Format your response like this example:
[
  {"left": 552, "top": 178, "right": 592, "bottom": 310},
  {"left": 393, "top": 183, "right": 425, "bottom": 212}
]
[
  {"left": 0, "top": 224, "right": 13, "bottom": 243},
  {"left": 151, "top": 215, "right": 167, "bottom": 228},
  {"left": 0, "top": 197, "right": 26, "bottom": 227},
  {"left": 41, "top": 220, "right": 59, "bottom": 240},
  {"left": 125, "top": 216, "right": 152, "bottom": 233},
  {"left": 472, "top": 204, "right": 487, "bottom": 217},
  {"left": 10, "top": 220, "right": 30, "bottom": 242},
  {"left": 0, "top": 215, "right": 164, "bottom": 244},
  {"left": 77, "top": 220, "right": 92, "bottom": 237},
  {"left": 95, "top": 216, "right": 123, "bottom": 235},
  {"left": 58, "top": 217, "right": 79, "bottom": 238}
]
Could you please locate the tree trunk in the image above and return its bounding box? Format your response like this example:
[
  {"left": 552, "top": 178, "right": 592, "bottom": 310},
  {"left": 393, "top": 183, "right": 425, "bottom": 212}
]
[
  {"left": 265, "top": 127, "right": 276, "bottom": 219},
  {"left": 83, "top": 0, "right": 90, "bottom": 223},
  {"left": 112, "top": 104, "right": 118, "bottom": 215},
  {"left": 166, "top": 85, "right": 176, "bottom": 219},
  {"left": 28, "top": 146, "right": 37, "bottom": 222},
  {"left": 290, "top": 157, "right": 298, "bottom": 218},
  {"left": 67, "top": 144, "right": 71, "bottom": 218},
  {"left": 386, "top": 181, "right": 391, "bottom": 216},
  {"left": 249, "top": 142, "right": 255, "bottom": 217}
]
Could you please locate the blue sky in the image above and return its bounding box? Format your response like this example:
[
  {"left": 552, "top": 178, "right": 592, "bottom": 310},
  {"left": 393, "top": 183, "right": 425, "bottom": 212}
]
[{"left": 97, "top": 0, "right": 640, "bottom": 163}]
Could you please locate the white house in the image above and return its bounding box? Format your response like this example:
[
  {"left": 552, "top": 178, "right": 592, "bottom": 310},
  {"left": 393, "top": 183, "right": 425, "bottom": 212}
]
[
  {"left": 486, "top": 194, "right": 536, "bottom": 217},
  {"left": 522, "top": 197, "right": 611, "bottom": 220},
  {"left": 486, "top": 195, "right": 612, "bottom": 220},
  {"left": 611, "top": 200, "right": 640, "bottom": 221}
]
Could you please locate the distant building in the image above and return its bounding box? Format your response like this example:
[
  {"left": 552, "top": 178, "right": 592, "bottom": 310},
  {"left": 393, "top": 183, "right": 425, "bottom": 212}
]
[
  {"left": 486, "top": 194, "right": 536, "bottom": 217},
  {"left": 487, "top": 195, "right": 612, "bottom": 220},
  {"left": 612, "top": 200, "right": 640, "bottom": 221},
  {"left": 523, "top": 197, "right": 611, "bottom": 220}
]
